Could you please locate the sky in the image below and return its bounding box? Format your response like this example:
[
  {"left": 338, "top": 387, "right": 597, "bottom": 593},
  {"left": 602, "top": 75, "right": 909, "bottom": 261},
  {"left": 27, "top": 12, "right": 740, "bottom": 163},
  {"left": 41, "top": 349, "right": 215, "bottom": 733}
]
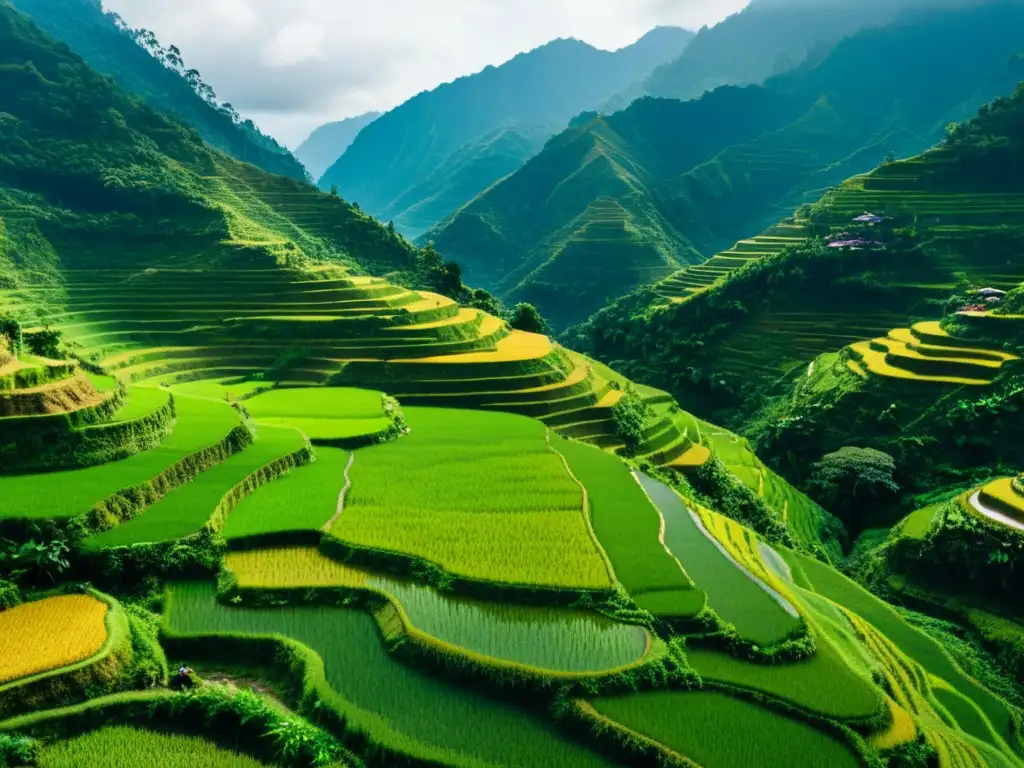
[{"left": 102, "top": 0, "right": 750, "bottom": 148}]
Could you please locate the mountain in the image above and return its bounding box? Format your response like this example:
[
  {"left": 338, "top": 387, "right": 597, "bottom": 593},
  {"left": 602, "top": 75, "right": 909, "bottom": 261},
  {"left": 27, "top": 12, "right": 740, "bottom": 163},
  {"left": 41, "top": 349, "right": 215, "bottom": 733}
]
[
  {"left": 9, "top": 0, "right": 309, "bottom": 182},
  {"left": 0, "top": 0, "right": 415, "bottom": 310},
  {"left": 296, "top": 112, "right": 381, "bottom": 181},
  {"left": 427, "top": 87, "right": 805, "bottom": 329},
  {"left": 644, "top": 0, "right": 907, "bottom": 101},
  {"left": 429, "top": 2, "right": 1024, "bottom": 330},
  {"left": 320, "top": 27, "right": 695, "bottom": 238}
]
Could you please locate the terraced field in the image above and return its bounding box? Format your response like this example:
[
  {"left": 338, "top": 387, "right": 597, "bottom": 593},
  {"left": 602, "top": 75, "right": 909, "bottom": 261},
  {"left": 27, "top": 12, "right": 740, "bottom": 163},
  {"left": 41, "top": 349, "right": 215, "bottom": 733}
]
[
  {"left": 6, "top": 267, "right": 709, "bottom": 471},
  {"left": 655, "top": 222, "right": 809, "bottom": 301},
  {"left": 847, "top": 321, "right": 1019, "bottom": 387},
  {"left": 329, "top": 407, "right": 614, "bottom": 590},
  {"left": 968, "top": 476, "right": 1024, "bottom": 532}
]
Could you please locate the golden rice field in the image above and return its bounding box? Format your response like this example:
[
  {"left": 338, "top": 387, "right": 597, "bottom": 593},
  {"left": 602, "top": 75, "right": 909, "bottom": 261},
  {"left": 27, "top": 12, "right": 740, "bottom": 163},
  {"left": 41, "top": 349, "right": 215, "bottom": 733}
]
[
  {"left": 0, "top": 595, "right": 108, "bottom": 684},
  {"left": 226, "top": 547, "right": 368, "bottom": 589}
]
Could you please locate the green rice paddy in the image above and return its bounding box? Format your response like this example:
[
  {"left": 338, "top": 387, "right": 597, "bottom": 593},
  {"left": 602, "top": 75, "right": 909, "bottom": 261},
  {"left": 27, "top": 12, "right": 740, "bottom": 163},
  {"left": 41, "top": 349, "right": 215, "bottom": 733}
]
[
  {"left": 35, "top": 726, "right": 270, "bottom": 768},
  {"left": 227, "top": 546, "right": 648, "bottom": 673},
  {"left": 592, "top": 690, "right": 863, "bottom": 768},
  {"left": 86, "top": 424, "right": 307, "bottom": 548},
  {"left": 636, "top": 473, "right": 802, "bottom": 645},
  {"left": 0, "top": 395, "right": 242, "bottom": 521},
  {"left": 687, "top": 646, "right": 881, "bottom": 720},
  {"left": 331, "top": 407, "right": 612, "bottom": 589},
  {"left": 102, "top": 386, "right": 171, "bottom": 424},
  {"left": 555, "top": 438, "right": 705, "bottom": 617},
  {"left": 243, "top": 386, "right": 392, "bottom": 440},
  {"left": 222, "top": 447, "right": 349, "bottom": 540},
  {"left": 791, "top": 552, "right": 1021, "bottom": 756},
  {"left": 165, "top": 581, "right": 617, "bottom": 768}
]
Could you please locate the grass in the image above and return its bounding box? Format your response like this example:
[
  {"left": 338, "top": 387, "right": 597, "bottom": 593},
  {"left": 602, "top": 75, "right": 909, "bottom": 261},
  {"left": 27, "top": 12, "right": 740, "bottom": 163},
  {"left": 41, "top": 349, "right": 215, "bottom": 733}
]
[
  {"left": 226, "top": 547, "right": 649, "bottom": 673},
  {"left": 165, "top": 581, "right": 617, "bottom": 767},
  {"left": 687, "top": 646, "right": 881, "bottom": 720},
  {"left": 222, "top": 447, "right": 349, "bottom": 541},
  {"left": 636, "top": 474, "right": 802, "bottom": 645},
  {"left": 86, "top": 424, "right": 307, "bottom": 548},
  {"left": 790, "top": 552, "right": 1022, "bottom": 757},
  {"left": 331, "top": 407, "right": 612, "bottom": 589},
  {"left": 554, "top": 438, "right": 705, "bottom": 617},
  {"left": 243, "top": 387, "right": 392, "bottom": 440},
  {"left": 591, "top": 690, "right": 863, "bottom": 768},
  {"left": 0, "top": 395, "right": 241, "bottom": 521},
  {"left": 35, "top": 726, "right": 270, "bottom": 768},
  {"left": 0, "top": 595, "right": 108, "bottom": 684}
]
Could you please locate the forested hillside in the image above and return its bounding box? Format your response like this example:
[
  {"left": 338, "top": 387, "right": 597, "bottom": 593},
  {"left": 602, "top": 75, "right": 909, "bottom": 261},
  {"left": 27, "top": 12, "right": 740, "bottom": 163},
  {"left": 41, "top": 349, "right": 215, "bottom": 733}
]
[
  {"left": 320, "top": 27, "right": 694, "bottom": 238},
  {"left": 431, "top": 2, "right": 1024, "bottom": 329},
  {"left": 295, "top": 112, "right": 381, "bottom": 181},
  {"left": 0, "top": 1, "right": 415, "bottom": 315},
  {"left": 10, "top": 0, "right": 309, "bottom": 182}
]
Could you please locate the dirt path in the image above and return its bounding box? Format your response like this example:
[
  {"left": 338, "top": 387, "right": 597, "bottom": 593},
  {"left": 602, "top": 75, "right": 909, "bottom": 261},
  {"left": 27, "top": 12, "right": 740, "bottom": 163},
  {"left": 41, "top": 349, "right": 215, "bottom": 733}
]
[{"left": 321, "top": 451, "right": 355, "bottom": 531}]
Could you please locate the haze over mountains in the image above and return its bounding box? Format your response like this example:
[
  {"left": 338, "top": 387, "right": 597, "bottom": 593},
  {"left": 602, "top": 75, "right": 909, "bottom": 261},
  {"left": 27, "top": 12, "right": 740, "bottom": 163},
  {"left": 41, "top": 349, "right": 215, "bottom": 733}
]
[
  {"left": 294, "top": 112, "right": 381, "bottom": 182},
  {"left": 318, "top": 27, "right": 696, "bottom": 238}
]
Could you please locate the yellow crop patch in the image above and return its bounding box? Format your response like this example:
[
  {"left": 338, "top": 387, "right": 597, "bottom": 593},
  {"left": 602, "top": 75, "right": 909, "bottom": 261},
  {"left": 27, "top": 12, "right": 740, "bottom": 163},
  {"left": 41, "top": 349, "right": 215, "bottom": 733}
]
[
  {"left": 0, "top": 595, "right": 108, "bottom": 684},
  {"left": 869, "top": 698, "right": 918, "bottom": 749},
  {"left": 226, "top": 547, "right": 369, "bottom": 588}
]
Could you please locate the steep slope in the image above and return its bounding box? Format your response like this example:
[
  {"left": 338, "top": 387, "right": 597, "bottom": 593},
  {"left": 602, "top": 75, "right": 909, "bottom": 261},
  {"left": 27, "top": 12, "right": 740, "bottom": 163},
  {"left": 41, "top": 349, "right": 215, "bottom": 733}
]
[
  {"left": 428, "top": 86, "right": 805, "bottom": 329},
  {"left": 382, "top": 124, "right": 550, "bottom": 238},
  {"left": 432, "top": 2, "right": 1024, "bottom": 330},
  {"left": 0, "top": 0, "right": 416, "bottom": 319},
  {"left": 644, "top": 0, "right": 905, "bottom": 101},
  {"left": 574, "top": 82, "right": 1024, "bottom": 510},
  {"left": 321, "top": 28, "right": 694, "bottom": 238},
  {"left": 10, "top": 0, "right": 308, "bottom": 182},
  {"left": 297, "top": 112, "right": 381, "bottom": 181}
]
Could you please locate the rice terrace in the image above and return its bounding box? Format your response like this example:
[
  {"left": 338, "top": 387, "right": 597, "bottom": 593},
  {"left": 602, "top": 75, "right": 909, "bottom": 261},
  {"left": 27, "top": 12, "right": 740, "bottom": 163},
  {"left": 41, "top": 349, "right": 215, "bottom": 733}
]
[{"left": 1, "top": 0, "right": 1024, "bottom": 766}]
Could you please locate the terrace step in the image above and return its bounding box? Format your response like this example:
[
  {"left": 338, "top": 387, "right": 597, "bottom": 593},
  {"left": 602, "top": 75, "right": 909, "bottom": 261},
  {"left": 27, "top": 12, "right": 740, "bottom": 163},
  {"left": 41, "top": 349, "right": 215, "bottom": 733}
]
[
  {"left": 848, "top": 341, "right": 991, "bottom": 386},
  {"left": 868, "top": 337, "right": 1007, "bottom": 379}
]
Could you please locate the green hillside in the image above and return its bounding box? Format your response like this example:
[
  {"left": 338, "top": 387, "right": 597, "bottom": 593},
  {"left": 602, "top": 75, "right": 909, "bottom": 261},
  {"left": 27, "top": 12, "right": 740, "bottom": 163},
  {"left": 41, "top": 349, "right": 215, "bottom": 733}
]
[
  {"left": 320, "top": 28, "right": 694, "bottom": 238},
  {"left": 10, "top": 0, "right": 308, "bottom": 182},
  {"left": 432, "top": 3, "right": 1024, "bottom": 330},
  {"left": 1, "top": 4, "right": 1024, "bottom": 768},
  {"left": 577, "top": 79, "right": 1024, "bottom": 528},
  {"left": 295, "top": 112, "right": 381, "bottom": 182},
  {"left": 429, "top": 86, "right": 804, "bottom": 329}
]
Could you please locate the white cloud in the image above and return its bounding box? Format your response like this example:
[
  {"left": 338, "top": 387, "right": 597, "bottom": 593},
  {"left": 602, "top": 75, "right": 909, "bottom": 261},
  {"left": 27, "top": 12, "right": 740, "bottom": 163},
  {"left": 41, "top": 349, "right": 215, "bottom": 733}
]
[{"left": 102, "top": 0, "right": 749, "bottom": 146}]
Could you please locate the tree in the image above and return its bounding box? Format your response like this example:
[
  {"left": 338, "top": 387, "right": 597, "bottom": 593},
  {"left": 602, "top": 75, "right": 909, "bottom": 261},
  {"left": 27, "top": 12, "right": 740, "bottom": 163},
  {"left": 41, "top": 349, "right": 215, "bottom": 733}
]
[
  {"left": 24, "top": 327, "right": 62, "bottom": 358},
  {"left": 809, "top": 447, "right": 899, "bottom": 519},
  {"left": 612, "top": 384, "right": 654, "bottom": 457},
  {"left": 508, "top": 303, "right": 549, "bottom": 335},
  {"left": 330, "top": 185, "right": 339, "bottom": 197}
]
